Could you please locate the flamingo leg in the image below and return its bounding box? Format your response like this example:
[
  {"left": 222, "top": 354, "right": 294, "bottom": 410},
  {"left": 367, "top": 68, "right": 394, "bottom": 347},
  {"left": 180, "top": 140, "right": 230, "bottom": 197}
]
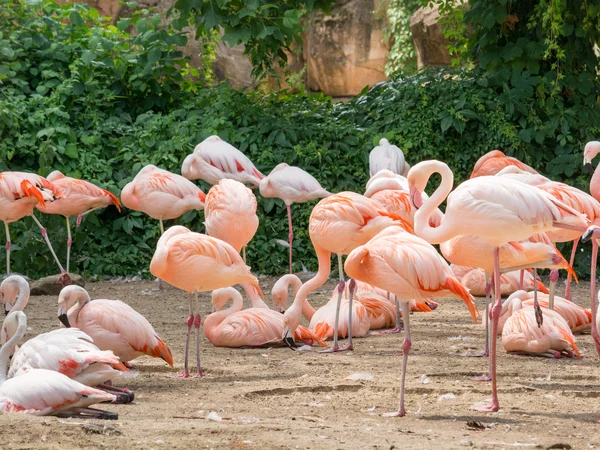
[
  {"left": 532, "top": 268, "right": 543, "bottom": 327},
  {"left": 590, "top": 240, "right": 600, "bottom": 357},
  {"left": 66, "top": 216, "right": 72, "bottom": 274},
  {"left": 176, "top": 293, "right": 194, "bottom": 378},
  {"left": 388, "top": 301, "right": 411, "bottom": 417},
  {"left": 76, "top": 206, "right": 103, "bottom": 227},
  {"left": 473, "top": 247, "right": 501, "bottom": 412},
  {"left": 565, "top": 237, "right": 579, "bottom": 301},
  {"left": 286, "top": 204, "right": 293, "bottom": 274},
  {"left": 518, "top": 269, "right": 524, "bottom": 290},
  {"left": 469, "top": 273, "right": 491, "bottom": 362},
  {"left": 193, "top": 291, "right": 203, "bottom": 377},
  {"left": 156, "top": 220, "right": 164, "bottom": 290},
  {"left": 321, "top": 278, "right": 345, "bottom": 353},
  {"left": 548, "top": 269, "right": 558, "bottom": 310},
  {"left": 4, "top": 222, "right": 10, "bottom": 275},
  {"left": 382, "top": 293, "right": 402, "bottom": 334},
  {"left": 99, "top": 383, "right": 134, "bottom": 404},
  {"left": 30, "top": 213, "right": 70, "bottom": 286},
  {"left": 340, "top": 279, "right": 356, "bottom": 352},
  {"left": 242, "top": 246, "right": 247, "bottom": 264}
]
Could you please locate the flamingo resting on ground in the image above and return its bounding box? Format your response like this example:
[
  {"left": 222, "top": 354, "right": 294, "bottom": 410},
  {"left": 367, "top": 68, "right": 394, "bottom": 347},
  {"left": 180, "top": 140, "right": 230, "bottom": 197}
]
[
  {"left": 451, "top": 265, "right": 548, "bottom": 297},
  {"left": 0, "top": 311, "right": 117, "bottom": 418},
  {"left": 259, "top": 163, "right": 331, "bottom": 274},
  {"left": 205, "top": 287, "right": 326, "bottom": 348},
  {"left": 0, "top": 171, "right": 70, "bottom": 284},
  {"left": 36, "top": 171, "right": 121, "bottom": 273},
  {"left": 281, "top": 192, "right": 414, "bottom": 353},
  {"left": 150, "top": 225, "right": 264, "bottom": 377},
  {"left": 343, "top": 226, "right": 479, "bottom": 417},
  {"left": 502, "top": 303, "right": 581, "bottom": 359},
  {"left": 181, "top": 135, "right": 264, "bottom": 186},
  {"left": 408, "top": 159, "right": 588, "bottom": 412},
  {"left": 369, "top": 139, "right": 410, "bottom": 177},
  {"left": 1, "top": 316, "right": 132, "bottom": 403},
  {"left": 57, "top": 286, "right": 174, "bottom": 370}
]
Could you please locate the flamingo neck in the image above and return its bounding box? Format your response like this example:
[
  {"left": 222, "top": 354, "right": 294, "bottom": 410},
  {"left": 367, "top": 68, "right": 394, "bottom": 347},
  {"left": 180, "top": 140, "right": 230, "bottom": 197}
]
[
  {"left": 413, "top": 161, "right": 457, "bottom": 244},
  {"left": 242, "top": 282, "right": 269, "bottom": 309},
  {"left": 0, "top": 312, "right": 26, "bottom": 384},
  {"left": 9, "top": 279, "right": 30, "bottom": 313},
  {"left": 290, "top": 245, "right": 331, "bottom": 322},
  {"left": 591, "top": 165, "right": 600, "bottom": 201},
  {"left": 204, "top": 291, "right": 243, "bottom": 341},
  {"left": 69, "top": 295, "right": 90, "bottom": 324}
]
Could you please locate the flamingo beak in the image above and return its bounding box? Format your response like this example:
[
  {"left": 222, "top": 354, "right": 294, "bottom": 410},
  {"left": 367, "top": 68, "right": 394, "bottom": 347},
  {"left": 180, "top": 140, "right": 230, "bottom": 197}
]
[
  {"left": 584, "top": 162, "right": 594, "bottom": 173},
  {"left": 582, "top": 226, "right": 600, "bottom": 243},
  {"left": 282, "top": 327, "right": 297, "bottom": 350},
  {"left": 58, "top": 308, "right": 71, "bottom": 328},
  {"left": 4, "top": 305, "right": 9, "bottom": 316},
  {"left": 409, "top": 183, "right": 422, "bottom": 209}
]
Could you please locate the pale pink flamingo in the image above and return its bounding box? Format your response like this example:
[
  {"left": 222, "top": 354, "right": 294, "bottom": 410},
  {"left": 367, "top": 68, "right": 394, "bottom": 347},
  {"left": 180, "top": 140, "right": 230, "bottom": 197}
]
[
  {"left": 0, "top": 311, "right": 117, "bottom": 418},
  {"left": 470, "top": 150, "right": 538, "bottom": 178},
  {"left": 495, "top": 290, "right": 592, "bottom": 335},
  {"left": 2, "top": 322, "right": 132, "bottom": 403},
  {"left": 0, "top": 172, "right": 70, "bottom": 284},
  {"left": 343, "top": 226, "right": 479, "bottom": 416},
  {"left": 150, "top": 225, "right": 264, "bottom": 377},
  {"left": 584, "top": 141, "right": 600, "bottom": 202},
  {"left": 181, "top": 135, "right": 264, "bottom": 186},
  {"left": 369, "top": 139, "right": 410, "bottom": 177},
  {"left": 57, "top": 286, "right": 174, "bottom": 370},
  {"left": 502, "top": 303, "right": 580, "bottom": 359},
  {"left": 121, "top": 164, "right": 205, "bottom": 235},
  {"left": 259, "top": 163, "right": 331, "bottom": 273},
  {"left": 408, "top": 159, "right": 588, "bottom": 412},
  {"left": 452, "top": 265, "right": 548, "bottom": 296},
  {"left": 0, "top": 275, "right": 30, "bottom": 315},
  {"left": 580, "top": 226, "right": 600, "bottom": 356},
  {"left": 280, "top": 192, "right": 414, "bottom": 352},
  {"left": 36, "top": 171, "right": 121, "bottom": 273},
  {"left": 205, "top": 287, "right": 326, "bottom": 348}
]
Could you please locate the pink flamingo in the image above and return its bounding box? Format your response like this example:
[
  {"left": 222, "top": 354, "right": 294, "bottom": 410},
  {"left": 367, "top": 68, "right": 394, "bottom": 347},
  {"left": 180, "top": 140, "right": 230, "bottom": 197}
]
[
  {"left": 0, "top": 311, "right": 117, "bottom": 419},
  {"left": 502, "top": 303, "right": 580, "bottom": 359},
  {"left": 369, "top": 139, "right": 410, "bottom": 177},
  {"left": 2, "top": 324, "right": 132, "bottom": 404},
  {"left": 181, "top": 135, "right": 264, "bottom": 186},
  {"left": 470, "top": 150, "right": 538, "bottom": 178},
  {"left": 408, "top": 159, "right": 588, "bottom": 412},
  {"left": 205, "top": 287, "right": 326, "bottom": 348},
  {"left": 121, "top": 164, "right": 205, "bottom": 235},
  {"left": 36, "top": 170, "right": 121, "bottom": 273},
  {"left": 584, "top": 141, "right": 600, "bottom": 202},
  {"left": 150, "top": 225, "right": 264, "bottom": 377},
  {"left": 280, "top": 192, "right": 414, "bottom": 352},
  {"left": 259, "top": 163, "right": 331, "bottom": 273},
  {"left": 343, "top": 226, "right": 479, "bottom": 417},
  {"left": 0, "top": 171, "right": 70, "bottom": 284},
  {"left": 57, "top": 286, "right": 174, "bottom": 370},
  {"left": 0, "top": 275, "right": 30, "bottom": 315},
  {"left": 452, "top": 265, "right": 548, "bottom": 297}
]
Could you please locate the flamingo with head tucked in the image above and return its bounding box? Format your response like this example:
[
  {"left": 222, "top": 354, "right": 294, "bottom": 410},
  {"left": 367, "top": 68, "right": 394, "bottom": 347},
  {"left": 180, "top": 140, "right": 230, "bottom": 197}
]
[
  {"left": 369, "top": 139, "right": 410, "bottom": 177},
  {"left": 470, "top": 150, "right": 538, "bottom": 178}
]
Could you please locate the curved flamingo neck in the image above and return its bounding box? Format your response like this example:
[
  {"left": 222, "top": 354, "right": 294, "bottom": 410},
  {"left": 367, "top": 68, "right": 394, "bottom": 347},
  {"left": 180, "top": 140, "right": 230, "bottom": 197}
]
[
  {"left": 9, "top": 279, "right": 30, "bottom": 313},
  {"left": 68, "top": 294, "right": 90, "bottom": 324},
  {"left": 413, "top": 161, "right": 457, "bottom": 244},
  {"left": 241, "top": 282, "right": 269, "bottom": 309},
  {"left": 204, "top": 290, "right": 243, "bottom": 342},
  {"left": 289, "top": 245, "right": 332, "bottom": 322},
  {"left": 0, "top": 312, "right": 27, "bottom": 384},
  {"left": 591, "top": 166, "right": 600, "bottom": 202}
]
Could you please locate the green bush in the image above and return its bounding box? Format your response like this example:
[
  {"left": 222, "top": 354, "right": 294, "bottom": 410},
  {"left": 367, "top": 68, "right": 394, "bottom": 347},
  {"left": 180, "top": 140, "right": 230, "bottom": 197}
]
[{"left": 1, "top": 0, "right": 599, "bottom": 280}]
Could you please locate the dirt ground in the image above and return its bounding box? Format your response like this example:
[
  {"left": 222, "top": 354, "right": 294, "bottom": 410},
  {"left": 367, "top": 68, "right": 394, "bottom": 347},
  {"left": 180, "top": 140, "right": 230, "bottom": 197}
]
[{"left": 1, "top": 275, "right": 600, "bottom": 450}]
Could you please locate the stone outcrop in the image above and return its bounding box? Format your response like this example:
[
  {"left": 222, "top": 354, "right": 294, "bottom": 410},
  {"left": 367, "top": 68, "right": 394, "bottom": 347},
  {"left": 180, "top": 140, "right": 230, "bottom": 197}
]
[
  {"left": 30, "top": 274, "right": 86, "bottom": 296},
  {"left": 409, "top": 3, "right": 457, "bottom": 69}
]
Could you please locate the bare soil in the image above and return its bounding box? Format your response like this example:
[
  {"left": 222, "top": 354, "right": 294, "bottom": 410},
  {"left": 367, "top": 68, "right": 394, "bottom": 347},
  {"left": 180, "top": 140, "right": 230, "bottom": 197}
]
[{"left": 1, "top": 276, "right": 599, "bottom": 450}]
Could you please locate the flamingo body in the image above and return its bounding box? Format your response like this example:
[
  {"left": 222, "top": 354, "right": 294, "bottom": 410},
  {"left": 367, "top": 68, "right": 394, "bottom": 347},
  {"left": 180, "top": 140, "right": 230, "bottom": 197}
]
[
  {"left": 369, "top": 139, "right": 410, "bottom": 177},
  {"left": 470, "top": 150, "right": 537, "bottom": 178},
  {"left": 259, "top": 163, "right": 331, "bottom": 205},
  {"left": 451, "top": 265, "right": 547, "bottom": 297}
]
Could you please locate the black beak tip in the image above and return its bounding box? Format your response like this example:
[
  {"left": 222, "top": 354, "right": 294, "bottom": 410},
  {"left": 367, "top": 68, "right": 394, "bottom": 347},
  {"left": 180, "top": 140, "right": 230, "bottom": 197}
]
[
  {"left": 283, "top": 336, "right": 298, "bottom": 350},
  {"left": 58, "top": 314, "right": 71, "bottom": 328},
  {"left": 582, "top": 229, "right": 594, "bottom": 243},
  {"left": 4, "top": 309, "right": 9, "bottom": 317},
  {"left": 584, "top": 163, "right": 594, "bottom": 173}
]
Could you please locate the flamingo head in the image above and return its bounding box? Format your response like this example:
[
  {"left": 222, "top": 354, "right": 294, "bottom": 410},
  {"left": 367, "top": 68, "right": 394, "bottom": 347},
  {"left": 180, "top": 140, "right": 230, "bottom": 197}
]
[
  {"left": 584, "top": 141, "right": 600, "bottom": 169},
  {"left": 57, "top": 285, "right": 90, "bottom": 327},
  {"left": 582, "top": 225, "right": 600, "bottom": 243},
  {"left": 0, "top": 275, "right": 29, "bottom": 316}
]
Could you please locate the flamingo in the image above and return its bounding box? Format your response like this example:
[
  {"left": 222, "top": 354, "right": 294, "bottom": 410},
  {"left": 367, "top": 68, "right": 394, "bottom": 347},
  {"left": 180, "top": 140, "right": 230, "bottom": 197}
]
[
  {"left": 259, "top": 163, "right": 331, "bottom": 274},
  {"left": 120, "top": 164, "right": 205, "bottom": 235},
  {"left": 583, "top": 141, "right": 600, "bottom": 202},
  {"left": 150, "top": 225, "right": 264, "bottom": 377},
  {"left": 342, "top": 226, "right": 479, "bottom": 417},
  {"left": 205, "top": 287, "right": 326, "bottom": 348},
  {"left": 407, "top": 159, "right": 588, "bottom": 412},
  {"left": 502, "top": 303, "right": 581, "bottom": 359},
  {"left": 2, "top": 322, "right": 133, "bottom": 404},
  {"left": 369, "top": 139, "right": 410, "bottom": 177},
  {"left": 452, "top": 265, "right": 548, "bottom": 297},
  {"left": 281, "top": 192, "right": 414, "bottom": 353},
  {"left": 0, "top": 275, "right": 30, "bottom": 315},
  {"left": 35, "top": 171, "right": 121, "bottom": 273},
  {"left": 57, "top": 286, "right": 174, "bottom": 370},
  {"left": 470, "top": 150, "right": 538, "bottom": 178},
  {"left": 181, "top": 135, "right": 264, "bottom": 186},
  {"left": 0, "top": 311, "right": 117, "bottom": 419},
  {"left": 0, "top": 171, "right": 70, "bottom": 284}
]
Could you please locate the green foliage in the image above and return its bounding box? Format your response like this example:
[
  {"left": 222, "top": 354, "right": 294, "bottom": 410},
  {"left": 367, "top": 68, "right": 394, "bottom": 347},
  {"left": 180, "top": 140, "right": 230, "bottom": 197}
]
[
  {"left": 383, "top": 0, "right": 422, "bottom": 76},
  {"left": 169, "top": 0, "right": 333, "bottom": 80}
]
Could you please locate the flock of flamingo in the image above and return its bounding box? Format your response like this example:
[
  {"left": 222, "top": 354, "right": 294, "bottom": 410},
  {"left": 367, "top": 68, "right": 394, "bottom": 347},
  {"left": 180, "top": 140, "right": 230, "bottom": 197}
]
[{"left": 1, "top": 136, "right": 600, "bottom": 420}]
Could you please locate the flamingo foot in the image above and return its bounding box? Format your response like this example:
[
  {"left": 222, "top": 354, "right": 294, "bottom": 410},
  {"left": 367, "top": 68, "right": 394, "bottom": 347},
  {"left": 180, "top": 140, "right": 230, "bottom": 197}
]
[
  {"left": 381, "top": 326, "right": 402, "bottom": 334},
  {"left": 465, "top": 349, "right": 489, "bottom": 358},
  {"left": 471, "top": 375, "right": 492, "bottom": 382},
  {"left": 472, "top": 402, "right": 499, "bottom": 412},
  {"left": 175, "top": 371, "right": 190, "bottom": 379},
  {"left": 593, "top": 333, "right": 600, "bottom": 357},
  {"left": 338, "top": 343, "right": 354, "bottom": 352},
  {"left": 382, "top": 409, "right": 405, "bottom": 418},
  {"left": 57, "top": 272, "right": 72, "bottom": 286},
  {"left": 320, "top": 343, "right": 340, "bottom": 353},
  {"left": 194, "top": 369, "right": 204, "bottom": 378}
]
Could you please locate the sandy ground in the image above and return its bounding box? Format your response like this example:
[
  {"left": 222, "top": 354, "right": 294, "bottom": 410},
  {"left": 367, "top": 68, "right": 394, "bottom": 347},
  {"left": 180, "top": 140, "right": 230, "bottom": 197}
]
[{"left": 1, "top": 276, "right": 600, "bottom": 450}]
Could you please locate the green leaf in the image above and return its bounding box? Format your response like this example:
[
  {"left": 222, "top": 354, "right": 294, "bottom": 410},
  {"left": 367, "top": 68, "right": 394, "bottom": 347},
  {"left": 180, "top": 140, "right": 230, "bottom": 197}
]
[
  {"left": 147, "top": 48, "right": 162, "bottom": 64},
  {"left": 65, "top": 144, "right": 79, "bottom": 159},
  {"left": 70, "top": 11, "right": 84, "bottom": 26},
  {"left": 136, "top": 18, "right": 148, "bottom": 33},
  {"left": 117, "top": 18, "right": 131, "bottom": 31},
  {"left": 81, "top": 50, "right": 94, "bottom": 65}
]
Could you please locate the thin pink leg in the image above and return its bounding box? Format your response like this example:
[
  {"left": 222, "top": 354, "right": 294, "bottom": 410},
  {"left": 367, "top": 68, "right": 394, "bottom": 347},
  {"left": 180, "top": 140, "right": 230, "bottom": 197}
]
[
  {"left": 473, "top": 247, "right": 500, "bottom": 412},
  {"left": 382, "top": 295, "right": 402, "bottom": 334},
  {"left": 590, "top": 241, "right": 600, "bottom": 357},
  {"left": 340, "top": 279, "right": 356, "bottom": 351},
  {"left": 194, "top": 312, "right": 203, "bottom": 377},
  {"left": 4, "top": 222, "right": 11, "bottom": 275},
  {"left": 469, "top": 274, "right": 491, "bottom": 361},
  {"left": 565, "top": 238, "right": 579, "bottom": 301},
  {"left": 30, "top": 214, "right": 70, "bottom": 286},
  {"left": 387, "top": 301, "right": 411, "bottom": 417},
  {"left": 519, "top": 269, "right": 524, "bottom": 290},
  {"left": 176, "top": 293, "right": 194, "bottom": 378},
  {"left": 320, "top": 279, "right": 345, "bottom": 353},
  {"left": 286, "top": 204, "right": 293, "bottom": 274}
]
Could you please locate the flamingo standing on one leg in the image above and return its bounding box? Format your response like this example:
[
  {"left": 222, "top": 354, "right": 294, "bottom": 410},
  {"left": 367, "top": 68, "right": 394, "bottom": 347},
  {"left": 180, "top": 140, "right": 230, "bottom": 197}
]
[
  {"left": 470, "top": 150, "right": 538, "bottom": 178},
  {"left": 205, "top": 287, "right": 326, "bottom": 348},
  {"left": 150, "top": 226, "right": 264, "bottom": 377},
  {"left": 0, "top": 311, "right": 117, "bottom": 419},
  {"left": 57, "top": 286, "right": 174, "bottom": 369},
  {"left": 342, "top": 226, "right": 479, "bottom": 417},
  {"left": 0, "top": 172, "right": 70, "bottom": 284},
  {"left": 369, "top": 139, "right": 411, "bottom": 177},
  {"left": 281, "top": 192, "right": 413, "bottom": 353},
  {"left": 259, "top": 163, "right": 331, "bottom": 273},
  {"left": 35, "top": 171, "right": 121, "bottom": 273},
  {"left": 181, "top": 136, "right": 264, "bottom": 186},
  {"left": 407, "top": 159, "right": 588, "bottom": 412}
]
